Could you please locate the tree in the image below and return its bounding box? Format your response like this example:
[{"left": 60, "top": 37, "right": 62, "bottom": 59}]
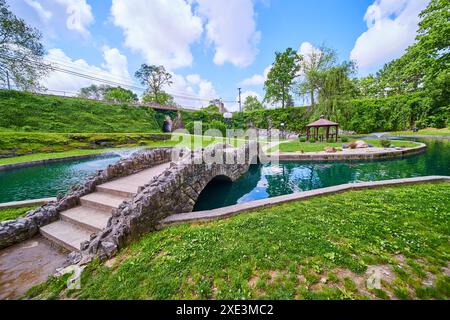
[
  {"left": 135, "top": 64, "right": 173, "bottom": 103},
  {"left": 243, "top": 95, "right": 265, "bottom": 112},
  {"left": 104, "top": 87, "right": 138, "bottom": 103},
  {"left": 297, "top": 45, "right": 338, "bottom": 112},
  {"left": 78, "top": 84, "right": 112, "bottom": 100},
  {"left": 0, "top": 0, "right": 50, "bottom": 90},
  {"left": 142, "top": 91, "right": 176, "bottom": 106},
  {"left": 202, "top": 104, "right": 220, "bottom": 113},
  {"left": 264, "top": 48, "right": 301, "bottom": 109}
]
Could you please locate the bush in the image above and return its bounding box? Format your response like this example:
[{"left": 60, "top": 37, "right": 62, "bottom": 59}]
[
  {"left": 207, "top": 120, "right": 227, "bottom": 137},
  {"left": 341, "top": 136, "right": 349, "bottom": 143},
  {"left": 326, "top": 138, "right": 335, "bottom": 143},
  {"left": 299, "top": 136, "right": 307, "bottom": 142},
  {"left": 380, "top": 139, "right": 391, "bottom": 148},
  {"left": 309, "top": 139, "right": 316, "bottom": 143}
]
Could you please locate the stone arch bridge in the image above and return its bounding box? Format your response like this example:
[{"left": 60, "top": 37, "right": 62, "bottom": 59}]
[{"left": 0, "top": 141, "right": 264, "bottom": 264}]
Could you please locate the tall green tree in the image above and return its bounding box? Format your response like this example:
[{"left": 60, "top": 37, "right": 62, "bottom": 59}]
[
  {"left": 297, "top": 45, "right": 339, "bottom": 112},
  {"left": 78, "top": 84, "right": 112, "bottom": 100},
  {"left": 0, "top": 0, "right": 50, "bottom": 90},
  {"left": 135, "top": 64, "right": 173, "bottom": 104},
  {"left": 243, "top": 95, "right": 265, "bottom": 112},
  {"left": 264, "top": 48, "right": 301, "bottom": 109}
]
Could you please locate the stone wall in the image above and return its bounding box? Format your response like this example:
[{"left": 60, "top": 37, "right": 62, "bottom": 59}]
[
  {"left": 71, "top": 141, "right": 260, "bottom": 264},
  {"left": 0, "top": 148, "right": 173, "bottom": 250}
]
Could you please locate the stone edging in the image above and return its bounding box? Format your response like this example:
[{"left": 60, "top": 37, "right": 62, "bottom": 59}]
[
  {"left": 268, "top": 143, "right": 426, "bottom": 162},
  {"left": 0, "top": 148, "right": 173, "bottom": 250},
  {"left": 0, "top": 198, "right": 56, "bottom": 210},
  {"left": 392, "top": 135, "right": 450, "bottom": 140},
  {"left": 159, "top": 176, "right": 450, "bottom": 227},
  {"left": 0, "top": 152, "right": 115, "bottom": 172}
]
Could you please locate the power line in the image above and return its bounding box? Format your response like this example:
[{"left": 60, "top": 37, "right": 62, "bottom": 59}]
[{"left": 1, "top": 53, "right": 237, "bottom": 102}]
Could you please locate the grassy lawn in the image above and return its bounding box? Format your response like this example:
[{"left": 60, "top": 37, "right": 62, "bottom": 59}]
[
  {"left": 389, "top": 128, "right": 450, "bottom": 137},
  {"left": 0, "top": 133, "right": 251, "bottom": 165},
  {"left": 0, "top": 206, "right": 38, "bottom": 222},
  {"left": 26, "top": 182, "right": 450, "bottom": 300},
  {"left": 272, "top": 139, "right": 420, "bottom": 153}
]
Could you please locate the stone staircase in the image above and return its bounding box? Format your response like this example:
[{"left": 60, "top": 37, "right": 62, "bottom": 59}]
[{"left": 40, "top": 163, "right": 170, "bottom": 252}]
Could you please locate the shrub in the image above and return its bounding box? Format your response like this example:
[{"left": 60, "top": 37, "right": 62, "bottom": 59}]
[
  {"left": 299, "top": 136, "right": 307, "bottom": 142},
  {"left": 341, "top": 136, "right": 349, "bottom": 143},
  {"left": 380, "top": 139, "right": 391, "bottom": 148},
  {"left": 309, "top": 138, "right": 316, "bottom": 143},
  {"left": 207, "top": 120, "right": 227, "bottom": 137},
  {"left": 327, "top": 138, "right": 335, "bottom": 143}
]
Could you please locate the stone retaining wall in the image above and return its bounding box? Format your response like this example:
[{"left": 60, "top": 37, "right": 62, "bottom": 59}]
[
  {"left": 71, "top": 142, "right": 260, "bottom": 264},
  {"left": 0, "top": 148, "right": 173, "bottom": 250}
]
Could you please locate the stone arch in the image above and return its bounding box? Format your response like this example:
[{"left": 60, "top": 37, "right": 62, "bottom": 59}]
[{"left": 192, "top": 174, "right": 234, "bottom": 211}]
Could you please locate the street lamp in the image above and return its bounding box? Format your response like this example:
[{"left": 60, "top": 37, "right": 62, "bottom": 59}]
[{"left": 280, "top": 122, "right": 285, "bottom": 140}]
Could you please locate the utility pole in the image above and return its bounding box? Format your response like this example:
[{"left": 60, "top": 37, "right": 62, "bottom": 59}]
[
  {"left": 238, "top": 87, "right": 242, "bottom": 112},
  {"left": 6, "top": 70, "right": 11, "bottom": 90}
]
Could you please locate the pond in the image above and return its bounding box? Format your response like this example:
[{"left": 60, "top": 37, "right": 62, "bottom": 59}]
[
  {"left": 193, "top": 138, "right": 450, "bottom": 211},
  {"left": 0, "top": 155, "right": 120, "bottom": 203}
]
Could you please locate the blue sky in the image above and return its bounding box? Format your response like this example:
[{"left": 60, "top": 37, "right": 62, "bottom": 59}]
[{"left": 9, "top": 0, "right": 429, "bottom": 110}]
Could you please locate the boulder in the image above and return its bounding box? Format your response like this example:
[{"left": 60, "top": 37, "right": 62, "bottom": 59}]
[
  {"left": 354, "top": 140, "right": 369, "bottom": 149},
  {"left": 324, "top": 147, "right": 337, "bottom": 153}
]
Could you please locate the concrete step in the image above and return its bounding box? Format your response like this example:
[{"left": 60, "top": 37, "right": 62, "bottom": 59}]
[
  {"left": 80, "top": 192, "right": 128, "bottom": 211},
  {"left": 96, "top": 183, "right": 137, "bottom": 198},
  {"left": 40, "top": 220, "right": 92, "bottom": 252},
  {"left": 60, "top": 206, "right": 111, "bottom": 233}
]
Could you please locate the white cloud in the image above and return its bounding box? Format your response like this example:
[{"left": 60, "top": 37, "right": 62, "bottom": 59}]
[
  {"left": 196, "top": 0, "right": 261, "bottom": 67},
  {"left": 25, "top": 0, "right": 53, "bottom": 20},
  {"left": 111, "top": 0, "right": 203, "bottom": 69},
  {"left": 350, "top": 0, "right": 429, "bottom": 71},
  {"left": 241, "top": 65, "right": 271, "bottom": 86},
  {"left": 53, "top": 0, "right": 94, "bottom": 36},
  {"left": 43, "top": 47, "right": 132, "bottom": 94},
  {"left": 165, "top": 73, "right": 219, "bottom": 109}
]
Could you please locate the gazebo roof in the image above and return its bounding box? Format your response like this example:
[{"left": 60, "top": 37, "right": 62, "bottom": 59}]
[{"left": 306, "top": 115, "right": 338, "bottom": 127}]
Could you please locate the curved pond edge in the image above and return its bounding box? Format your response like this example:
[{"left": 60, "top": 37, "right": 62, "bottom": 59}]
[
  {"left": 267, "top": 142, "right": 426, "bottom": 162},
  {"left": 0, "top": 152, "right": 115, "bottom": 172},
  {"left": 160, "top": 175, "right": 450, "bottom": 227}
]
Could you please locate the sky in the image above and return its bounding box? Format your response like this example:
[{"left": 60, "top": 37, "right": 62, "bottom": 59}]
[{"left": 9, "top": 0, "right": 430, "bottom": 111}]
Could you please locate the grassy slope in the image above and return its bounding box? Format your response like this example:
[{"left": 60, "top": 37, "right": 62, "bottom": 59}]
[
  {"left": 273, "top": 139, "right": 420, "bottom": 153},
  {"left": 27, "top": 183, "right": 450, "bottom": 300},
  {"left": 0, "top": 90, "right": 161, "bottom": 133},
  {"left": 390, "top": 128, "right": 450, "bottom": 137},
  {"left": 0, "top": 206, "right": 38, "bottom": 222}
]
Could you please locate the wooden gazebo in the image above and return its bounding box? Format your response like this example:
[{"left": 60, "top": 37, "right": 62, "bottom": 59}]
[{"left": 306, "top": 115, "right": 339, "bottom": 142}]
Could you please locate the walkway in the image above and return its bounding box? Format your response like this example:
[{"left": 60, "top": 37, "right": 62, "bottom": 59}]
[{"left": 40, "top": 162, "right": 170, "bottom": 252}]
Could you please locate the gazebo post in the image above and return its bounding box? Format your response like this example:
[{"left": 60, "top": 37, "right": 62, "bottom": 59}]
[
  {"left": 326, "top": 126, "right": 330, "bottom": 141},
  {"left": 335, "top": 125, "right": 339, "bottom": 142}
]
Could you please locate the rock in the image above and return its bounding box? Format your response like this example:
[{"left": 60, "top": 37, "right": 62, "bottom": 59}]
[
  {"left": 324, "top": 147, "right": 337, "bottom": 153},
  {"left": 342, "top": 144, "right": 349, "bottom": 149},
  {"left": 354, "top": 140, "right": 369, "bottom": 148},
  {"left": 68, "top": 251, "right": 82, "bottom": 264}
]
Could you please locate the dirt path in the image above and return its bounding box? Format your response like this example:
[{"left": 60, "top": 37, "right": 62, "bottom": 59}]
[{"left": 0, "top": 236, "right": 67, "bottom": 299}]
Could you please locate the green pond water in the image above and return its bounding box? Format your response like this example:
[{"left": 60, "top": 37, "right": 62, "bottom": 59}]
[
  {"left": 193, "top": 138, "right": 450, "bottom": 211},
  {"left": 0, "top": 155, "right": 120, "bottom": 203},
  {"left": 0, "top": 138, "right": 449, "bottom": 208}
]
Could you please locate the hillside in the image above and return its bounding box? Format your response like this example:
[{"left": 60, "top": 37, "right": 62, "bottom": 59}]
[{"left": 0, "top": 90, "right": 162, "bottom": 133}]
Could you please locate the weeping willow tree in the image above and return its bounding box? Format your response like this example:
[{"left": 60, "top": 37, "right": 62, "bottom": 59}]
[{"left": 314, "top": 61, "right": 357, "bottom": 120}]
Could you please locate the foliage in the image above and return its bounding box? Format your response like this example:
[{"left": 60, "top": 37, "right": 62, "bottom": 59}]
[
  {"left": 142, "top": 91, "right": 176, "bottom": 106},
  {"left": 135, "top": 64, "right": 173, "bottom": 103},
  {"left": 0, "top": 205, "right": 38, "bottom": 222},
  {"left": 341, "top": 136, "right": 349, "bottom": 143},
  {"left": 0, "top": 0, "right": 50, "bottom": 90},
  {"left": 243, "top": 95, "right": 265, "bottom": 112},
  {"left": 104, "top": 87, "right": 138, "bottom": 104},
  {"left": 264, "top": 48, "right": 301, "bottom": 108},
  {"left": 78, "top": 84, "right": 112, "bottom": 100},
  {"left": 0, "top": 90, "right": 161, "bottom": 132},
  {"left": 202, "top": 104, "right": 220, "bottom": 113},
  {"left": 380, "top": 139, "right": 392, "bottom": 148},
  {"left": 27, "top": 183, "right": 450, "bottom": 300}
]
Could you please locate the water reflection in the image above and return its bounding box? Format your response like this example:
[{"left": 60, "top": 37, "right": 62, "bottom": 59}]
[{"left": 195, "top": 138, "right": 450, "bottom": 211}]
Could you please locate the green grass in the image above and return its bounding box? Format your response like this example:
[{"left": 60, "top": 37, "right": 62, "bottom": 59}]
[
  {"left": 0, "top": 90, "right": 163, "bottom": 133},
  {"left": 0, "top": 206, "right": 38, "bottom": 222},
  {"left": 0, "top": 133, "right": 251, "bottom": 165},
  {"left": 271, "top": 139, "right": 420, "bottom": 153},
  {"left": 389, "top": 128, "right": 450, "bottom": 137},
  {"left": 26, "top": 183, "right": 450, "bottom": 300}
]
